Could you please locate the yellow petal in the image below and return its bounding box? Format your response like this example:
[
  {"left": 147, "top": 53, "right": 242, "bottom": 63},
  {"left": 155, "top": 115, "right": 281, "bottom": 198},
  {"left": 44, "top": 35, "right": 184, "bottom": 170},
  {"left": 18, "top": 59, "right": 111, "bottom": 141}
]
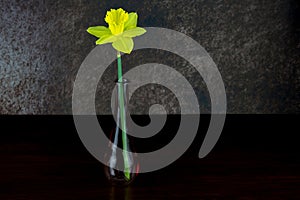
[
  {"left": 87, "top": 26, "right": 111, "bottom": 38},
  {"left": 124, "top": 13, "right": 138, "bottom": 30},
  {"left": 123, "top": 27, "right": 146, "bottom": 38},
  {"left": 95, "top": 34, "right": 117, "bottom": 45},
  {"left": 112, "top": 37, "right": 134, "bottom": 54}
]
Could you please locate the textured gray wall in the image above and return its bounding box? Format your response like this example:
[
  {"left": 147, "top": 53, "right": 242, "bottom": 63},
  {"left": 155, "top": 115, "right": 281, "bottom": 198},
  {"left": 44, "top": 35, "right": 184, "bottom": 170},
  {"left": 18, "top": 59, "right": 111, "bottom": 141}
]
[{"left": 0, "top": 0, "right": 299, "bottom": 114}]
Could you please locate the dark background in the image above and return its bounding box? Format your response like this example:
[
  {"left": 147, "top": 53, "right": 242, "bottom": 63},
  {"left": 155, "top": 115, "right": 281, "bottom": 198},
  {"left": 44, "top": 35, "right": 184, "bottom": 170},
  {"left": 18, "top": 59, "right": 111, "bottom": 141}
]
[{"left": 0, "top": 0, "right": 299, "bottom": 114}]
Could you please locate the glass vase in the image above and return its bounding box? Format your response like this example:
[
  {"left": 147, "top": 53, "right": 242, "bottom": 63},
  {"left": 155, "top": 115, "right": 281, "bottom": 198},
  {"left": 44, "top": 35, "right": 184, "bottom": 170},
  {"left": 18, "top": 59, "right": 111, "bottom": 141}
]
[{"left": 104, "top": 79, "right": 139, "bottom": 185}]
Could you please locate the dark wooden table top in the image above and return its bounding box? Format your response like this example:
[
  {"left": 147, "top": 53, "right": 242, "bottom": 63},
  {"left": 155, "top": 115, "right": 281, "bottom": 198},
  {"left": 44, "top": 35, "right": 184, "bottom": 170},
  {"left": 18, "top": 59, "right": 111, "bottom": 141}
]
[{"left": 0, "top": 115, "right": 299, "bottom": 199}]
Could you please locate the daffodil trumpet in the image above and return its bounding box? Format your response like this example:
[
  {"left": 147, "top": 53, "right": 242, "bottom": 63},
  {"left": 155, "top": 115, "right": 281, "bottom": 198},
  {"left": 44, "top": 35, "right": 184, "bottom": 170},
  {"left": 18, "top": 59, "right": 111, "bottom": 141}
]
[{"left": 87, "top": 8, "right": 146, "bottom": 181}]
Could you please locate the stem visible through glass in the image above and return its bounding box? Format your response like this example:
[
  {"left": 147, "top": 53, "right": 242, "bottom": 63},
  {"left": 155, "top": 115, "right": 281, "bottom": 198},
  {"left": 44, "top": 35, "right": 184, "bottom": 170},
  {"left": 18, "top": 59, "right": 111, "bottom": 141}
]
[{"left": 117, "top": 51, "right": 130, "bottom": 180}]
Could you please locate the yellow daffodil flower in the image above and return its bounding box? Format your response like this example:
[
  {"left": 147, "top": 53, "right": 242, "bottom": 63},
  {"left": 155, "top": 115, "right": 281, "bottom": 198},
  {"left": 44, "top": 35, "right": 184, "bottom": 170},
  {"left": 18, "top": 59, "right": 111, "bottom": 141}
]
[{"left": 87, "top": 8, "right": 146, "bottom": 54}]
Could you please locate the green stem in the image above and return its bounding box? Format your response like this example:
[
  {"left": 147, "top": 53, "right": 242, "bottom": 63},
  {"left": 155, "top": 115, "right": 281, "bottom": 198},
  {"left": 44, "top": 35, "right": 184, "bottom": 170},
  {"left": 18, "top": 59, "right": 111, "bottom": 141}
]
[{"left": 117, "top": 51, "right": 130, "bottom": 180}]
